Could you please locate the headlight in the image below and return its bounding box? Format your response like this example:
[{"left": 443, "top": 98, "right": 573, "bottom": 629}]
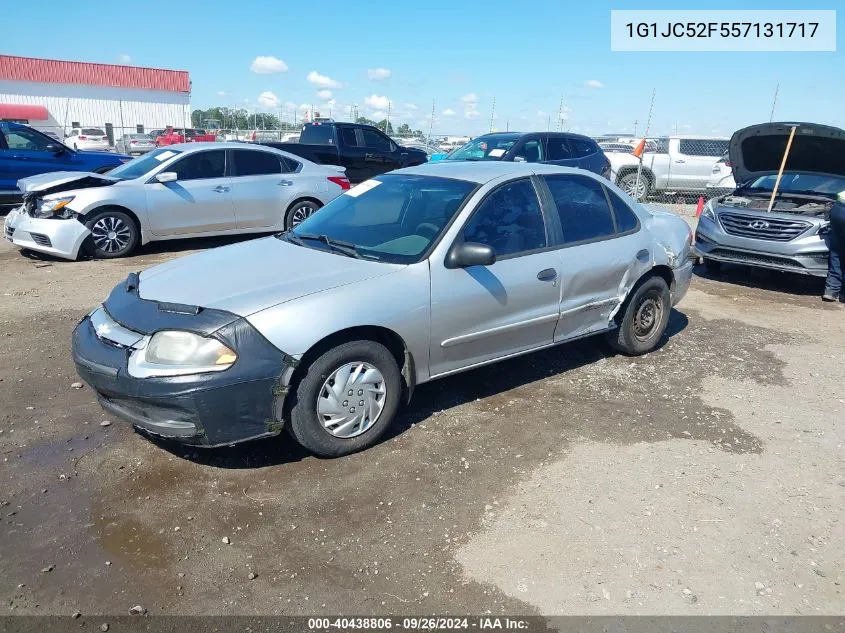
[
  {"left": 701, "top": 200, "right": 716, "bottom": 221},
  {"left": 128, "top": 330, "right": 237, "bottom": 378},
  {"left": 35, "top": 196, "right": 76, "bottom": 219}
]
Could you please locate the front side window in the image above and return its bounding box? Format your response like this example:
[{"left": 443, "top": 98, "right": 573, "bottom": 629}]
[
  {"left": 288, "top": 174, "right": 476, "bottom": 264},
  {"left": 447, "top": 134, "right": 520, "bottom": 161},
  {"left": 3, "top": 126, "right": 53, "bottom": 151},
  {"left": 462, "top": 179, "right": 547, "bottom": 256},
  {"left": 231, "top": 149, "right": 282, "bottom": 176},
  {"left": 543, "top": 175, "right": 615, "bottom": 244},
  {"left": 361, "top": 128, "right": 392, "bottom": 151},
  {"left": 513, "top": 139, "right": 544, "bottom": 163},
  {"left": 170, "top": 150, "right": 226, "bottom": 181}
]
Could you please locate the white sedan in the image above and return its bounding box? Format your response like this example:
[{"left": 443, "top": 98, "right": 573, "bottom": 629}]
[
  {"left": 65, "top": 128, "right": 111, "bottom": 152},
  {"left": 3, "top": 143, "right": 350, "bottom": 259}
]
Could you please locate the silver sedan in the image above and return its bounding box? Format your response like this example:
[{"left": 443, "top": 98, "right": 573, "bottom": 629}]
[
  {"left": 70, "top": 162, "right": 694, "bottom": 456},
  {"left": 4, "top": 142, "right": 350, "bottom": 259}
]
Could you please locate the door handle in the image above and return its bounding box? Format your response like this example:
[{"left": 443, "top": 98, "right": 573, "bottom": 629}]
[
  {"left": 675, "top": 159, "right": 686, "bottom": 163},
  {"left": 365, "top": 153, "right": 376, "bottom": 160},
  {"left": 278, "top": 180, "right": 293, "bottom": 186},
  {"left": 537, "top": 268, "right": 558, "bottom": 282},
  {"left": 212, "top": 185, "right": 229, "bottom": 193}
]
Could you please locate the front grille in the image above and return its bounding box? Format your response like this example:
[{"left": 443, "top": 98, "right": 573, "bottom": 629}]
[
  {"left": 29, "top": 233, "right": 52, "bottom": 247},
  {"left": 718, "top": 211, "right": 811, "bottom": 242},
  {"left": 709, "top": 248, "right": 804, "bottom": 269}
]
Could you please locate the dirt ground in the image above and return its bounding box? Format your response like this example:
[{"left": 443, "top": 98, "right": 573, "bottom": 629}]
[{"left": 0, "top": 214, "right": 842, "bottom": 617}]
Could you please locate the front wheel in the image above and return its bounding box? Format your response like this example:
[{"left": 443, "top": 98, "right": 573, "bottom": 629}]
[
  {"left": 287, "top": 340, "right": 402, "bottom": 457},
  {"left": 285, "top": 200, "right": 322, "bottom": 230},
  {"left": 84, "top": 209, "right": 139, "bottom": 258},
  {"left": 618, "top": 172, "right": 651, "bottom": 201},
  {"left": 606, "top": 276, "right": 671, "bottom": 355}
]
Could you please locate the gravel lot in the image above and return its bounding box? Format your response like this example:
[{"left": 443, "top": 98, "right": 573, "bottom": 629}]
[{"left": 1, "top": 210, "right": 842, "bottom": 617}]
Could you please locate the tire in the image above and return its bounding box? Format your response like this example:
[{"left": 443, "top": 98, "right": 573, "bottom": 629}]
[
  {"left": 703, "top": 258, "right": 722, "bottom": 273},
  {"left": 607, "top": 276, "right": 671, "bottom": 356},
  {"left": 618, "top": 171, "right": 651, "bottom": 201},
  {"left": 285, "top": 199, "right": 322, "bottom": 230},
  {"left": 287, "top": 340, "right": 402, "bottom": 457},
  {"left": 84, "top": 209, "right": 139, "bottom": 259}
]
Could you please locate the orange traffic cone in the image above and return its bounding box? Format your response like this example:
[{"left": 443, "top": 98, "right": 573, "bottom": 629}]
[{"left": 695, "top": 196, "right": 705, "bottom": 218}]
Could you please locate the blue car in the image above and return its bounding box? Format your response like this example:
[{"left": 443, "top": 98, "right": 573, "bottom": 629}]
[
  {"left": 442, "top": 131, "right": 612, "bottom": 179},
  {"left": 0, "top": 122, "right": 130, "bottom": 211}
]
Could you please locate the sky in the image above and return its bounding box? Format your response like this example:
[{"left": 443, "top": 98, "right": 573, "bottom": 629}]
[{"left": 2, "top": 0, "right": 844, "bottom": 137}]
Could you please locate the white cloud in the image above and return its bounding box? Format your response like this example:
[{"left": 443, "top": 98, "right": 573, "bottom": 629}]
[
  {"left": 117, "top": 53, "right": 132, "bottom": 65},
  {"left": 367, "top": 68, "right": 391, "bottom": 80},
  {"left": 442, "top": 108, "right": 456, "bottom": 116},
  {"left": 405, "top": 102, "right": 419, "bottom": 110},
  {"left": 460, "top": 93, "right": 478, "bottom": 104},
  {"left": 284, "top": 101, "right": 297, "bottom": 111},
  {"left": 257, "top": 91, "right": 281, "bottom": 108},
  {"left": 464, "top": 108, "right": 480, "bottom": 119},
  {"left": 585, "top": 79, "right": 604, "bottom": 89},
  {"left": 307, "top": 70, "right": 342, "bottom": 88},
  {"left": 371, "top": 110, "right": 387, "bottom": 120},
  {"left": 216, "top": 90, "right": 229, "bottom": 97},
  {"left": 536, "top": 110, "right": 548, "bottom": 118},
  {"left": 317, "top": 89, "right": 333, "bottom": 100},
  {"left": 299, "top": 103, "right": 311, "bottom": 111},
  {"left": 250, "top": 56, "right": 288, "bottom": 74},
  {"left": 365, "top": 94, "right": 391, "bottom": 110}
]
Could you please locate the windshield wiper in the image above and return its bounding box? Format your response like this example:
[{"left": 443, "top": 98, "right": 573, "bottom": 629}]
[{"left": 296, "top": 233, "right": 363, "bottom": 259}]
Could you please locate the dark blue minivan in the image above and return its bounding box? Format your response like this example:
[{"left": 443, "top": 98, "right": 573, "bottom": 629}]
[
  {"left": 0, "top": 122, "right": 130, "bottom": 210},
  {"left": 444, "top": 131, "right": 611, "bottom": 179}
]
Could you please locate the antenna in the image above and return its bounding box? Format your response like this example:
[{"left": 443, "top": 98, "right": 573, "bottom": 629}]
[
  {"left": 428, "top": 99, "right": 435, "bottom": 143},
  {"left": 557, "top": 96, "right": 564, "bottom": 131},
  {"left": 634, "top": 89, "right": 657, "bottom": 199},
  {"left": 769, "top": 83, "right": 779, "bottom": 122},
  {"left": 386, "top": 100, "right": 391, "bottom": 133}
]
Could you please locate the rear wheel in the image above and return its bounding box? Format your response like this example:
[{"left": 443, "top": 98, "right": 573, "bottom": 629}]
[
  {"left": 85, "top": 209, "right": 139, "bottom": 259},
  {"left": 285, "top": 200, "right": 322, "bottom": 230},
  {"left": 607, "top": 276, "right": 671, "bottom": 355},
  {"left": 287, "top": 340, "right": 401, "bottom": 457}
]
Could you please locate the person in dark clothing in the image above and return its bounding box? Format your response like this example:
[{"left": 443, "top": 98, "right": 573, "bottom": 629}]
[{"left": 823, "top": 191, "right": 845, "bottom": 302}]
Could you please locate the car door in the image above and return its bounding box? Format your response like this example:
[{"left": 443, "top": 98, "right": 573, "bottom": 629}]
[
  {"left": 0, "top": 125, "right": 76, "bottom": 188},
  {"left": 143, "top": 149, "right": 236, "bottom": 236},
  {"left": 538, "top": 173, "right": 652, "bottom": 340},
  {"left": 429, "top": 177, "right": 561, "bottom": 377},
  {"left": 360, "top": 127, "right": 397, "bottom": 179},
  {"left": 542, "top": 135, "right": 579, "bottom": 168},
  {"left": 228, "top": 148, "right": 296, "bottom": 229},
  {"left": 334, "top": 126, "right": 369, "bottom": 183}
]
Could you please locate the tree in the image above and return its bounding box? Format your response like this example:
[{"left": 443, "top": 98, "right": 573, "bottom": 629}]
[
  {"left": 356, "top": 116, "right": 377, "bottom": 127},
  {"left": 376, "top": 120, "right": 394, "bottom": 135}
]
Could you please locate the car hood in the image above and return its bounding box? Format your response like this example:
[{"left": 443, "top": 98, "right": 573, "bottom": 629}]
[
  {"left": 17, "top": 171, "right": 118, "bottom": 193},
  {"left": 729, "top": 122, "right": 845, "bottom": 185},
  {"left": 138, "top": 236, "right": 404, "bottom": 317}
]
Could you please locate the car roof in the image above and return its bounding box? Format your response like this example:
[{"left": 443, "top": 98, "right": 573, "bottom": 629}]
[{"left": 394, "top": 161, "right": 592, "bottom": 184}]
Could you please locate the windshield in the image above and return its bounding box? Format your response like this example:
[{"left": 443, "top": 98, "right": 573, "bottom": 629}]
[
  {"left": 745, "top": 173, "right": 845, "bottom": 196},
  {"left": 284, "top": 174, "right": 477, "bottom": 264},
  {"left": 446, "top": 134, "right": 520, "bottom": 161},
  {"left": 106, "top": 148, "right": 182, "bottom": 180}
]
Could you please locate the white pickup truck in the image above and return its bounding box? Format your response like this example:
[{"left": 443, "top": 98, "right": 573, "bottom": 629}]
[{"left": 609, "top": 136, "right": 729, "bottom": 200}]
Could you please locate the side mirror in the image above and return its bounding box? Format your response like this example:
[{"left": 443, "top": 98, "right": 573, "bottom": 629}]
[
  {"left": 446, "top": 241, "right": 496, "bottom": 269},
  {"left": 155, "top": 171, "right": 177, "bottom": 184},
  {"left": 513, "top": 155, "right": 526, "bottom": 163},
  {"left": 45, "top": 143, "right": 65, "bottom": 154}
]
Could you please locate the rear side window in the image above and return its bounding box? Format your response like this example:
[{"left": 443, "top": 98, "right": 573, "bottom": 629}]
[
  {"left": 678, "top": 139, "right": 728, "bottom": 157},
  {"left": 170, "top": 150, "right": 226, "bottom": 181},
  {"left": 545, "top": 136, "right": 573, "bottom": 160},
  {"left": 605, "top": 187, "right": 640, "bottom": 233},
  {"left": 569, "top": 137, "right": 599, "bottom": 158},
  {"left": 301, "top": 125, "right": 335, "bottom": 145},
  {"left": 281, "top": 157, "right": 301, "bottom": 173},
  {"left": 543, "top": 175, "right": 615, "bottom": 244},
  {"left": 231, "top": 149, "right": 282, "bottom": 176},
  {"left": 339, "top": 127, "right": 359, "bottom": 147}
]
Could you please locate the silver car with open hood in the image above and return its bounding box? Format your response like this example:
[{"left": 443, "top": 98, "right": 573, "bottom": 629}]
[
  {"left": 71, "top": 161, "right": 694, "bottom": 457},
  {"left": 695, "top": 122, "right": 845, "bottom": 277}
]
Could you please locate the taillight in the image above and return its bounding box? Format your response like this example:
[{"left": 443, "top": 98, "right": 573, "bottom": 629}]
[
  {"left": 78, "top": 135, "right": 88, "bottom": 140},
  {"left": 725, "top": 160, "right": 732, "bottom": 167},
  {"left": 327, "top": 176, "right": 351, "bottom": 190},
  {"left": 130, "top": 140, "right": 138, "bottom": 145}
]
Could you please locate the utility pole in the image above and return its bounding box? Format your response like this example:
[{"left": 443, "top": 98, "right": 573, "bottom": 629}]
[
  {"left": 769, "top": 83, "right": 779, "bottom": 122},
  {"left": 633, "top": 119, "right": 638, "bottom": 137},
  {"left": 634, "top": 89, "right": 656, "bottom": 199},
  {"left": 386, "top": 100, "right": 391, "bottom": 133},
  {"left": 557, "top": 96, "right": 564, "bottom": 131},
  {"left": 489, "top": 96, "right": 496, "bottom": 133},
  {"left": 428, "top": 99, "right": 435, "bottom": 144}
]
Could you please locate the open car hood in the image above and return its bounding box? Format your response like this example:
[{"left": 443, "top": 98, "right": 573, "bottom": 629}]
[
  {"left": 729, "top": 122, "right": 845, "bottom": 185},
  {"left": 17, "top": 171, "right": 118, "bottom": 194}
]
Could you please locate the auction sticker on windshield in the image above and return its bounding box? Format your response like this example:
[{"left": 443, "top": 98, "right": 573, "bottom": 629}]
[
  {"left": 488, "top": 148, "right": 506, "bottom": 158},
  {"left": 345, "top": 179, "right": 382, "bottom": 198}
]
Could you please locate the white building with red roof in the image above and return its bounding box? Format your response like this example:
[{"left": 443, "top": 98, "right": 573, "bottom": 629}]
[{"left": 0, "top": 55, "right": 191, "bottom": 143}]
